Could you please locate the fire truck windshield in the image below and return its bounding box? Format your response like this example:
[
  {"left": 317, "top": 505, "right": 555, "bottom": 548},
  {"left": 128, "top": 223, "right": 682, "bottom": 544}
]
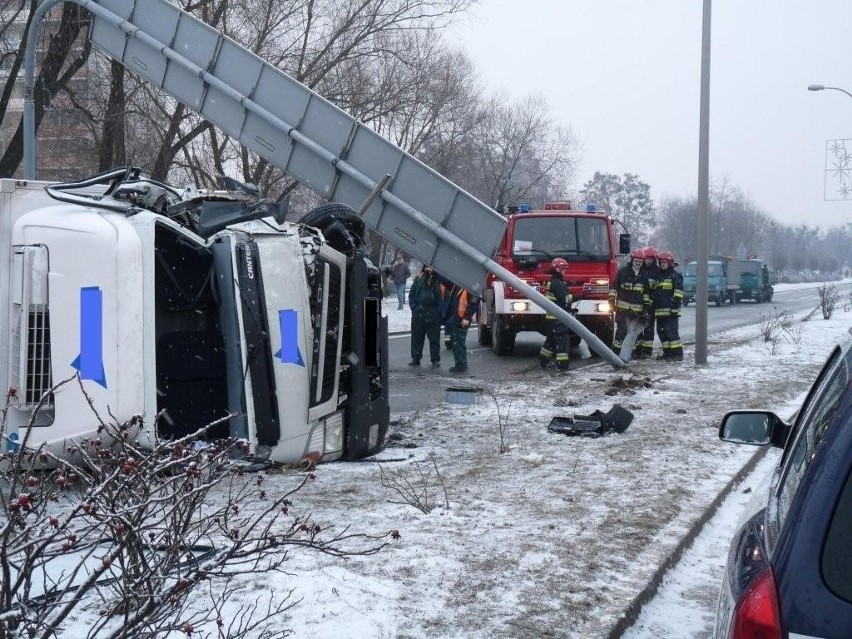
[{"left": 511, "top": 216, "right": 609, "bottom": 260}]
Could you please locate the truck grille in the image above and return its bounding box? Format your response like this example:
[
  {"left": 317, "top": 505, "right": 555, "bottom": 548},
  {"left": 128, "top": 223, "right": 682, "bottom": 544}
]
[
  {"left": 583, "top": 283, "right": 610, "bottom": 296},
  {"left": 319, "top": 262, "right": 342, "bottom": 404},
  {"left": 13, "top": 306, "right": 53, "bottom": 407}
]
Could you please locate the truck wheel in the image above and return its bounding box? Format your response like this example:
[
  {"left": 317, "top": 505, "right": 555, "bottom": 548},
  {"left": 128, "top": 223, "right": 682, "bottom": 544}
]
[
  {"left": 492, "top": 314, "right": 515, "bottom": 356},
  {"left": 716, "top": 294, "right": 724, "bottom": 307},
  {"left": 683, "top": 299, "right": 689, "bottom": 307},
  {"left": 730, "top": 291, "right": 738, "bottom": 305},
  {"left": 298, "top": 203, "right": 366, "bottom": 257},
  {"left": 590, "top": 320, "right": 614, "bottom": 353},
  {"left": 755, "top": 291, "right": 763, "bottom": 303},
  {"left": 478, "top": 321, "right": 492, "bottom": 346}
]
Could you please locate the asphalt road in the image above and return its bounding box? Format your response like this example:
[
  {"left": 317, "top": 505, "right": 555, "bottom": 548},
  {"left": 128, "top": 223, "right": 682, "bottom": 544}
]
[{"left": 388, "top": 282, "right": 851, "bottom": 415}]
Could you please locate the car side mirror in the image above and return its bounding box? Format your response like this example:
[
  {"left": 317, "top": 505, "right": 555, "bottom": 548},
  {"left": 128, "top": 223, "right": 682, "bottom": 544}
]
[
  {"left": 719, "top": 410, "right": 790, "bottom": 448},
  {"left": 619, "top": 234, "right": 630, "bottom": 255}
]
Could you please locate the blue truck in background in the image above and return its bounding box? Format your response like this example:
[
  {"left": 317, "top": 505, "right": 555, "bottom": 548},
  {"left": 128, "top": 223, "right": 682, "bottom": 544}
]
[{"left": 683, "top": 256, "right": 774, "bottom": 306}]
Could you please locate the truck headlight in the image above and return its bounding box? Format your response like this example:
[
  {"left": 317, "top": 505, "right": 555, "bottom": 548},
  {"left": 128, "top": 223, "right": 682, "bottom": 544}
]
[
  {"left": 511, "top": 301, "right": 530, "bottom": 312},
  {"left": 595, "top": 301, "right": 611, "bottom": 313},
  {"left": 323, "top": 411, "right": 345, "bottom": 455}
]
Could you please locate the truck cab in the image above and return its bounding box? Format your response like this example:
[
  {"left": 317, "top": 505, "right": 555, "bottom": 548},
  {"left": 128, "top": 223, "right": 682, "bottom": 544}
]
[
  {"left": 1, "top": 171, "right": 388, "bottom": 465},
  {"left": 736, "top": 258, "right": 774, "bottom": 303},
  {"left": 683, "top": 257, "right": 738, "bottom": 307},
  {"left": 478, "top": 202, "right": 629, "bottom": 355}
]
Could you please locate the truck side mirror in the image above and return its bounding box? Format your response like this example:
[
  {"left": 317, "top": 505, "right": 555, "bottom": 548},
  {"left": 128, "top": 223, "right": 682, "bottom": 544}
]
[{"left": 618, "top": 234, "right": 630, "bottom": 255}]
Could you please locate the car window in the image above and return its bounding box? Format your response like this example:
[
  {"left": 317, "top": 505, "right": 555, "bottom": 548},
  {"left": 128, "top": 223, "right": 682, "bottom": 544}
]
[
  {"left": 776, "top": 348, "right": 848, "bottom": 527},
  {"left": 823, "top": 465, "right": 852, "bottom": 602}
]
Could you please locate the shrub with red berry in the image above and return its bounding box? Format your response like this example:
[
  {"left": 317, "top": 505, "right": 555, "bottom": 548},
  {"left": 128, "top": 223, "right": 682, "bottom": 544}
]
[{"left": 0, "top": 381, "right": 395, "bottom": 638}]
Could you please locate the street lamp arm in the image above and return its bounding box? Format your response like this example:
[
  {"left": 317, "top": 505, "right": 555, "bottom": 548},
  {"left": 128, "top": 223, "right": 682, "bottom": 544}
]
[{"left": 808, "top": 84, "right": 852, "bottom": 101}]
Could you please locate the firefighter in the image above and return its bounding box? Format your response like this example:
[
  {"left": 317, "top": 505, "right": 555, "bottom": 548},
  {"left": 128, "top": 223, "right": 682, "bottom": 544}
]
[
  {"left": 539, "top": 257, "right": 572, "bottom": 372},
  {"left": 609, "top": 248, "right": 651, "bottom": 355},
  {"left": 637, "top": 246, "right": 660, "bottom": 359},
  {"left": 441, "top": 282, "right": 480, "bottom": 374},
  {"left": 408, "top": 264, "right": 444, "bottom": 368},
  {"left": 653, "top": 251, "right": 684, "bottom": 361}
]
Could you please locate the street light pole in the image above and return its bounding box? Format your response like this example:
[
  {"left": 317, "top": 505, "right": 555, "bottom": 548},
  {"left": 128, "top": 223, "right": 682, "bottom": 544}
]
[
  {"left": 695, "top": 0, "right": 712, "bottom": 366},
  {"left": 808, "top": 84, "right": 852, "bottom": 101}
]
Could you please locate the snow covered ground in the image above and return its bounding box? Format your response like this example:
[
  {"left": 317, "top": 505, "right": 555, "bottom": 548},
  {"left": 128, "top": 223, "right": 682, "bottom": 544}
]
[
  {"left": 264, "top": 282, "right": 849, "bottom": 638},
  {"left": 50, "top": 282, "right": 852, "bottom": 638}
]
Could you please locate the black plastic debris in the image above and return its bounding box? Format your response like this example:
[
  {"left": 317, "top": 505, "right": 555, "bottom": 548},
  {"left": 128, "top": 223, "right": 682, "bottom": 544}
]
[{"left": 547, "top": 404, "right": 634, "bottom": 437}]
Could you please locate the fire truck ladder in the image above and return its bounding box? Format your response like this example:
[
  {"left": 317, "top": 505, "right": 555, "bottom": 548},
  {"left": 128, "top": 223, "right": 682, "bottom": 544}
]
[{"left": 22, "top": 0, "right": 625, "bottom": 368}]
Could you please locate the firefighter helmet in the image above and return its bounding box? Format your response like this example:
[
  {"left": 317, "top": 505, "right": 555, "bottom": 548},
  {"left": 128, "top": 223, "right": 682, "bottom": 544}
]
[
  {"left": 658, "top": 250, "right": 677, "bottom": 266},
  {"left": 551, "top": 257, "right": 569, "bottom": 272},
  {"left": 630, "top": 248, "right": 646, "bottom": 261},
  {"left": 643, "top": 246, "right": 658, "bottom": 259}
]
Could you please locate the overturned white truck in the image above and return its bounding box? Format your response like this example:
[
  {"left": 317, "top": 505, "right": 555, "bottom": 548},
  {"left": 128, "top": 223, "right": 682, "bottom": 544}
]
[{"left": 1, "top": 168, "right": 388, "bottom": 464}]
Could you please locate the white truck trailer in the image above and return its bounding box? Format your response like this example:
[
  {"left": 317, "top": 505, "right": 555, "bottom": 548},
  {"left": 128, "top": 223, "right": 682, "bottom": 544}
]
[{"left": 1, "top": 168, "right": 388, "bottom": 464}]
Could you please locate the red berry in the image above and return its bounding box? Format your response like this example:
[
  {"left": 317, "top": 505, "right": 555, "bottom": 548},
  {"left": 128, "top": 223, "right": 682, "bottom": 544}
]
[{"left": 25, "top": 476, "right": 38, "bottom": 488}]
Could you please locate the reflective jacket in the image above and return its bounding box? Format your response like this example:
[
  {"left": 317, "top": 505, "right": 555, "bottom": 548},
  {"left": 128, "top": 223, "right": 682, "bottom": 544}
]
[
  {"left": 444, "top": 284, "right": 480, "bottom": 322},
  {"left": 609, "top": 263, "right": 650, "bottom": 315},
  {"left": 652, "top": 269, "right": 684, "bottom": 317},
  {"left": 545, "top": 272, "right": 572, "bottom": 320}
]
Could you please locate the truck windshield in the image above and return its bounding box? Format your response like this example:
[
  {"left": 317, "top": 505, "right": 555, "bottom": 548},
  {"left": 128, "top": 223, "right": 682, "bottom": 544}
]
[
  {"left": 685, "top": 262, "right": 723, "bottom": 276},
  {"left": 511, "top": 216, "right": 609, "bottom": 260}
]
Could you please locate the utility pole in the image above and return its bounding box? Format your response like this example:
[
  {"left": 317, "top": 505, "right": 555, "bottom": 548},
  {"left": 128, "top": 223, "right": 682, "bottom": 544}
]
[{"left": 695, "top": 0, "right": 711, "bottom": 366}]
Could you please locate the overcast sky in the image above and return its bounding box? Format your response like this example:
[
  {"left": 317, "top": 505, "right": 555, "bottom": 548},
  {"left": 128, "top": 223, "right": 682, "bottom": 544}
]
[{"left": 450, "top": 0, "right": 852, "bottom": 230}]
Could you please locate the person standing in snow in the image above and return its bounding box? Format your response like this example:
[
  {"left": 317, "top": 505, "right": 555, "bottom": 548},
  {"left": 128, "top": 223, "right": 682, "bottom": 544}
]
[
  {"left": 388, "top": 255, "right": 411, "bottom": 311},
  {"left": 637, "top": 246, "right": 660, "bottom": 359},
  {"left": 408, "top": 264, "right": 444, "bottom": 368},
  {"left": 440, "top": 281, "right": 480, "bottom": 374},
  {"left": 539, "top": 257, "right": 572, "bottom": 372},
  {"left": 609, "top": 248, "right": 651, "bottom": 356},
  {"left": 652, "top": 251, "right": 684, "bottom": 361}
]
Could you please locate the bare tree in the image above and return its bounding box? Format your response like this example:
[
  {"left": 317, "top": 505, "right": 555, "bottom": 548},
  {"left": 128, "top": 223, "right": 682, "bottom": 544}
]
[
  {"left": 468, "top": 93, "right": 581, "bottom": 211},
  {"left": 580, "top": 171, "right": 655, "bottom": 243},
  {"left": 0, "top": 2, "right": 92, "bottom": 178}
]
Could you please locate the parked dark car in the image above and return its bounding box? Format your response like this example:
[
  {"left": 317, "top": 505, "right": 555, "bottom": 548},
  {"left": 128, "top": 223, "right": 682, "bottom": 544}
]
[{"left": 714, "top": 331, "right": 852, "bottom": 638}]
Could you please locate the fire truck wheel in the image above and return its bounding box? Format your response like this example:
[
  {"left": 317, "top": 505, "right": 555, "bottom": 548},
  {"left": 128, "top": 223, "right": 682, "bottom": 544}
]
[
  {"left": 492, "top": 315, "right": 515, "bottom": 356},
  {"left": 477, "top": 321, "right": 492, "bottom": 346},
  {"left": 590, "top": 321, "right": 614, "bottom": 352}
]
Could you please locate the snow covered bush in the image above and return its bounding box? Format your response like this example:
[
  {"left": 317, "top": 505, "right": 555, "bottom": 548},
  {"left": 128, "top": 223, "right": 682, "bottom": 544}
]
[{"left": 0, "top": 379, "right": 393, "bottom": 638}]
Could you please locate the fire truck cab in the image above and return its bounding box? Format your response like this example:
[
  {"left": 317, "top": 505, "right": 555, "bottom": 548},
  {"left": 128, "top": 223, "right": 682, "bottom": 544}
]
[{"left": 478, "top": 202, "right": 630, "bottom": 355}]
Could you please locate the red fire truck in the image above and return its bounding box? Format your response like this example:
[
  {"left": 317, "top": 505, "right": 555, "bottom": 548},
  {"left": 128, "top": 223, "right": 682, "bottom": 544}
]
[{"left": 478, "top": 202, "right": 630, "bottom": 355}]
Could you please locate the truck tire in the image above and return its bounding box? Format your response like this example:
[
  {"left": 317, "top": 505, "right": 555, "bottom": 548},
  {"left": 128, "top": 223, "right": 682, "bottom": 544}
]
[
  {"left": 298, "top": 203, "right": 365, "bottom": 257},
  {"left": 683, "top": 299, "right": 690, "bottom": 307},
  {"left": 478, "top": 321, "right": 492, "bottom": 346},
  {"left": 716, "top": 293, "right": 724, "bottom": 307},
  {"left": 492, "top": 314, "right": 515, "bottom": 356},
  {"left": 589, "top": 319, "right": 614, "bottom": 354},
  {"left": 730, "top": 291, "right": 738, "bottom": 305}
]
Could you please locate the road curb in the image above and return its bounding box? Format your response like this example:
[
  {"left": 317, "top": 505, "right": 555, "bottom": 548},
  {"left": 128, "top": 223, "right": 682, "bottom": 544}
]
[{"left": 605, "top": 445, "right": 771, "bottom": 639}]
